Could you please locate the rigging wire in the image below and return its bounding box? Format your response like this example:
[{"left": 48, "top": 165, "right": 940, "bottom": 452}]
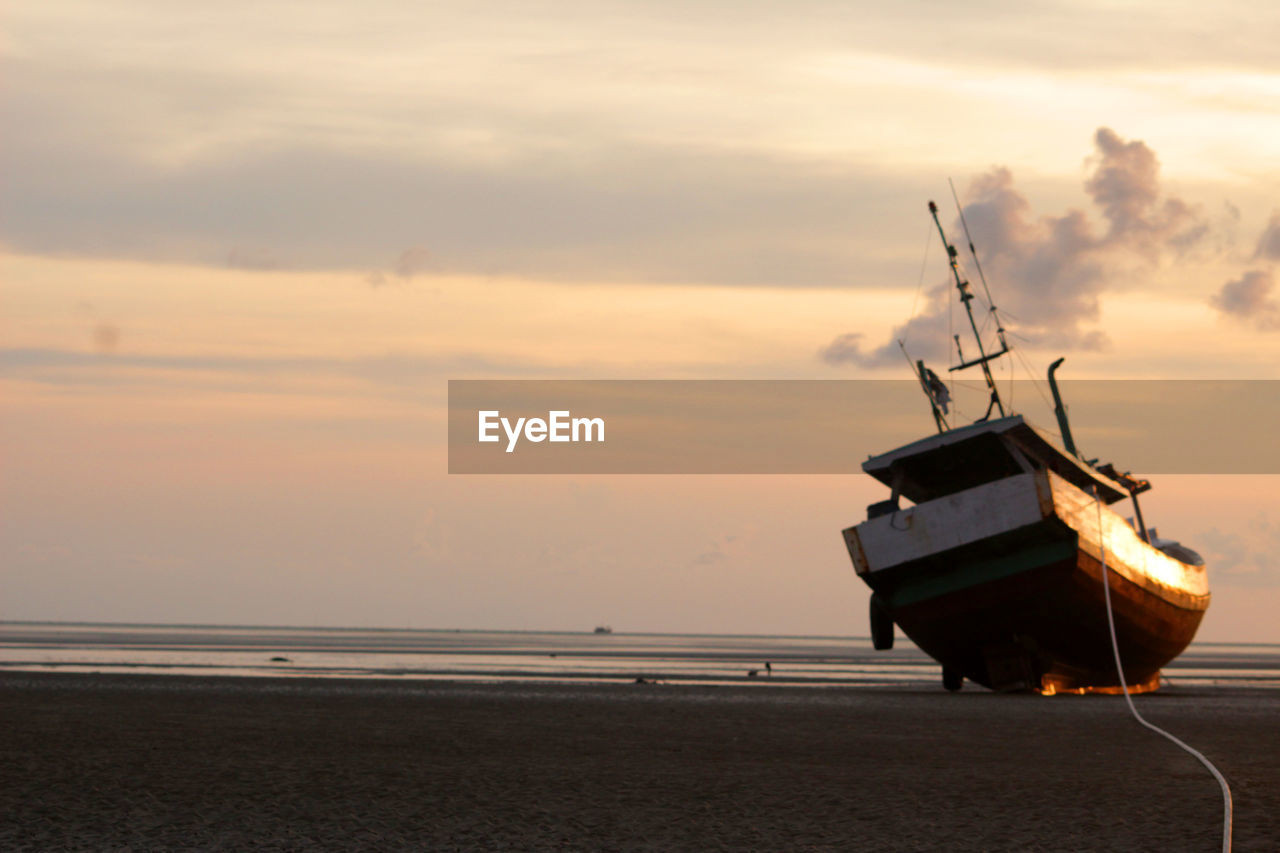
[
  {"left": 1013, "top": 345, "right": 1057, "bottom": 417},
  {"left": 991, "top": 303, "right": 1022, "bottom": 322},
  {"left": 897, "top": 341, "right": 919, "bottom": 379},
  {"left": 907, "top": 219, "right": 934, "bottom": 332},
  {"left": 897, "top": 220, "right": 937, "bottom": 371},
  {"left": 1005, "top": 333, "right": 1014, "bottom": 411},
  {"left": 947, "top": 277, "right": 956, "bottom": 403},
  {"left": 1092, "top": 491, "right": 1234, "bottom": 853},
  {"left": 949, "top": 178, "right": 1001, "bottom": 310}
]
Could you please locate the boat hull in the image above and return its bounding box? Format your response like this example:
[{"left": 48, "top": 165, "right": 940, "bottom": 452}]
[{"left": 844, "top": 470, "right": 1209, "bottom": 692}]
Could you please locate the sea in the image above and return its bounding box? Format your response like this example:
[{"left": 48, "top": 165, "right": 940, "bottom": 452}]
[{"left": 2, "top": 622, "right": 1278, "bottom": 689}]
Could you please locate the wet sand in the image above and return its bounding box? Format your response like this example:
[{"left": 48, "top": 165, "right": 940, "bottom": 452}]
[{"left": 2, "top": 672, "right": 1276, "bottom": 851}]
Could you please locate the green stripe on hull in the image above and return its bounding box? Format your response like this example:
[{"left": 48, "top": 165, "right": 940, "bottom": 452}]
[{"left": 886, "top": 538, "right": 1077, "bottom": 609}]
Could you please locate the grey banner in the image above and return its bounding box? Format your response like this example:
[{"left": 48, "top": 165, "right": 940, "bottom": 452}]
[{"left": 448, "top": 380, "right": 1280, "bottom": 474}]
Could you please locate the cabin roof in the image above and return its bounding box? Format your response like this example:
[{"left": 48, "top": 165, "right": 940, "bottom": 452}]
[{"left": 863, "top": 414, "right": 1131, "bottom": 504}]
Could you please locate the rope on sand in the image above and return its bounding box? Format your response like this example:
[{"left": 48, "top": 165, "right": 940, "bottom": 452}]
[{"left": 1093, "top": 490, "right": 1233, "bottom": 852}]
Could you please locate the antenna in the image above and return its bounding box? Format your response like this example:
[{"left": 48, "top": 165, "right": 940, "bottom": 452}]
[
  {"left": 928, "top": 200, "right": 1008, "bottom": 420},
  {"left": 949, "top": 179, "right": 1010, "bottom": 359}
]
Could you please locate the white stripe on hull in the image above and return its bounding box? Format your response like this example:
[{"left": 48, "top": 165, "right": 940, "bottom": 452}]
[{"left": 846, "top": 469, "right": 1209, "bottom": 609}]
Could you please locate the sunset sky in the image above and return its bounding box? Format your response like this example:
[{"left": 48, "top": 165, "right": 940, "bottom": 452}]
[{"left": 4, "top": 1, "right": 1280, "bottom": 641}]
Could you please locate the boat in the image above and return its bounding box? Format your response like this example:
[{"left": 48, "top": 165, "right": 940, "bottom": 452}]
[
  {"left": 840, "top": 200, "right": 1210, "bottom": 694},
  {"left": 593, "top": 625, "right": 613, "bottom": 635}
]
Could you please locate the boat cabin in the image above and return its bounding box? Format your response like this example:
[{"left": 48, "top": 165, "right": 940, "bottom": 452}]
[{"left": 862, "top": 414, "right": 1131, "bottom": 510}]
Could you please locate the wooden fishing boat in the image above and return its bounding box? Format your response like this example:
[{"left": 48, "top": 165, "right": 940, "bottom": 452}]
[{"left": 841, "top": 202, "right": 1210, "bottom": 693}]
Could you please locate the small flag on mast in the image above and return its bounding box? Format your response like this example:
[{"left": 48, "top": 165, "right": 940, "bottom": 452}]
[{"left": 923, "top": 367, "right": 950, "bottom": 414}]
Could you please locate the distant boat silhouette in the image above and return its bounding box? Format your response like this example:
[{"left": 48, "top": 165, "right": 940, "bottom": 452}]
[{"left": 593, "top": 625, "right": 613, "bottom": 634}]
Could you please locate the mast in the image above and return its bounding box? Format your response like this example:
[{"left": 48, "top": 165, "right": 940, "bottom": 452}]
[{"left": 928, "top": 200, "right": 1009, "bottom": 420}]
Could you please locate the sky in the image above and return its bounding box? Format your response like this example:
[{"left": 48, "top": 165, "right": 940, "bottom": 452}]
[{"left": 3, "top": 1, "right": 1280, "bottom": 642}]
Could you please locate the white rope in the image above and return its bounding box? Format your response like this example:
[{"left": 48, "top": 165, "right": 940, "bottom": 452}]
[{"left": 1093, "top": 490, "right": 1233, "bottom": 852}]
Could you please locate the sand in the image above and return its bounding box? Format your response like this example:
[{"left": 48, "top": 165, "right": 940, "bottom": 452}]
[{"left": 2, "top": 672, "right": 1276, "bottom": 851}]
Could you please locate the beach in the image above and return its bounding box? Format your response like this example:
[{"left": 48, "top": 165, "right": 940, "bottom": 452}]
[{"left": 2, "top": 672, "right": 1276, "bottom": 851}]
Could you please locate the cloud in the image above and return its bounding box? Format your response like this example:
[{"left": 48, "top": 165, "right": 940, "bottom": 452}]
[
  {"left": 8, "top": 6, "right": 1276, "bottom": 294},
  {"left": 821, "top": 128, "right": 1208, "bottom": 368},
  {"left": 394, "top": 247, "right": 433, "bottom": 279},
  {"left": 0, "top": 347, "right": 553, "bottom": 388},
  {"left": 0, "top": 43, "right": 955, "bottom": 290},
  {"left": 1197, "top": 516, "right": 1280, "bottom": 588},
  {"left": 91, "top": 324, "right": 121, "bottom": 354},
  {"left": 367, "top": 247, "right": 434, "bottom": 287},
  {"left": 1253, "top": 212, "right": 1280, "bottom": 261},
  {"left": 1, "top": 128, "right": 930, "bottom": 288},
  {"left": 1085, "top": 127, "right": 1208, "bottom": 252},
  {"left": 1209, "top": 270, "right": 1280, "bottom": 330},
  {"left": 1208, "top": 210, "right": 1280, "bottom": 331},
  {"left": 818, "top": 333, "right": 869, "bottom": 367},
  {"left": 0, "top": 52, "right": 934, "bottom": 289},
  {"left": 692, "top": 531, "right": 747, "bottom": 568},
  {"left": 224, "top": 247, "right": 280, "bottom": 271}
]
